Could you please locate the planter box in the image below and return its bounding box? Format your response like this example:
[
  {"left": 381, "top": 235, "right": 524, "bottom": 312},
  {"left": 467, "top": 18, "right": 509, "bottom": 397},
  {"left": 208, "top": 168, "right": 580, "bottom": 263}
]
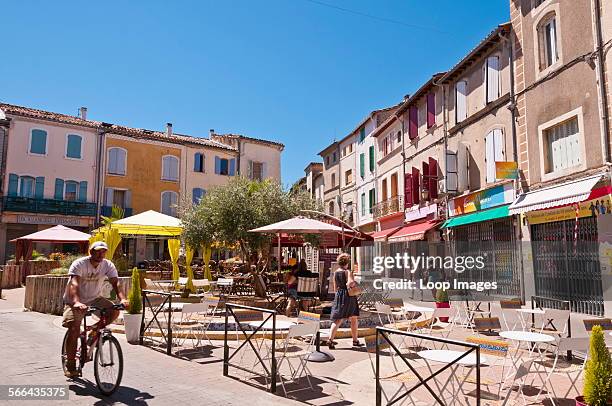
[
  {"left": 1, "top": 265, "right": 24, "bottom": 289},
  {"left": 24, "top": 274, "right": 132, "bottom": 315}
]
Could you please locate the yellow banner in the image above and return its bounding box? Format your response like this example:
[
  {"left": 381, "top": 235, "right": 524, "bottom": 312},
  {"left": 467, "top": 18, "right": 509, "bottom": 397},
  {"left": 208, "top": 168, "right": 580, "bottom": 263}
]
[
  {"left": 495, "top": 161, "right": 518, "bottom": 180},
  {"left": 526, "top": 194, "right": 612, "bottom": 225}
]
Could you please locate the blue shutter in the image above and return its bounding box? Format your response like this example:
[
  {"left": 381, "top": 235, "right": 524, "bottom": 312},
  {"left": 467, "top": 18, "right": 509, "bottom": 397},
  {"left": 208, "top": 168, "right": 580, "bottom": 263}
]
[
  {"left": 54, "top": 178, "right": 64, "bottom": 200},
  {"left": 35, "top": 177, "right": 45, "bottom": 199},
  {"left": 194, "top": 153, "right": 201, "bottom": 172},
  {"left": 214, "top": 156, "right": 221, "bottom": 174},
  {"left": 192, "top": 188, "right": 204, "bottom": 204},
  {"left": 124, "top": 190, "right": 132, "bottom": 208},
  {"left": 229, "top": 159, "right": 236, "bottom": 176},
  {"left": 78, "top": 181, "right": 88, "bottom": 202},
  {"left": 66, "top": 135, "right": 82, "bottom": 159},
  {"left": 8, "top": 174, "right": 18, "bottom": 196},
  {"left": 30, "top": 130, "right": 47, "bottom": 154}
]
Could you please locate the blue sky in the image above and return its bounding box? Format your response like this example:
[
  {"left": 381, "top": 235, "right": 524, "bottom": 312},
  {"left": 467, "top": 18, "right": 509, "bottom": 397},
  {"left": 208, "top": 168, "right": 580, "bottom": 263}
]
[{"left": 0, "top": 0, "right": 508, "bottom": 187}]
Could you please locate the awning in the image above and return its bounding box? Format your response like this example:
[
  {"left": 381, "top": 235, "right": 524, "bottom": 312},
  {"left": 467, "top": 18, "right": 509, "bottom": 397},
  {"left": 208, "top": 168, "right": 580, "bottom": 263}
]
[
  {"left": 442, "top": 205, "right": 510, "bottom": 228},
  {"left": 369, "top": 226, "right": 402, "bottom": 241},
  {"left": 508, "top": 174, "right": 603, "bottom": 215},
  {"left": 388, "top": 220, "right": 439, "bottom": 242},
  {"left": 93, "top": 210, "right": 183, "bottom": 236}
]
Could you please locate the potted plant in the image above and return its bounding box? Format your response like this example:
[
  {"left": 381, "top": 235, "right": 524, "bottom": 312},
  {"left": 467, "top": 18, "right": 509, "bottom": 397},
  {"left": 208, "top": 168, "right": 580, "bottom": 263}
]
[
  {"left": 123, "top": 267, "right": 142, "bottom": 344},
  {"left": 435, "top": 288, "right": 450, "bottom": 322},
  {"left": 576, "top": 325, "right": 612, "bottom": 406}
]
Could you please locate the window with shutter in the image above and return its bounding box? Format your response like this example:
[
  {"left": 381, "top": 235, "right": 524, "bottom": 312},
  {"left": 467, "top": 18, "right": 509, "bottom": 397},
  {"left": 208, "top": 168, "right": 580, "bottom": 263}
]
[
  {"left": 369, "top": 146, "right": 375, "bottom": 172},
  {"left": 428, "top": 157, "right": 438, "bottom": 199},
  {"left": 404, "top": 174, "right": 412, "bottom": 209},
  {"left": 54, "top": 179, "right": 65, "bottom": 200},
  {"left": 161, "top": 191, "right": 178, "bottom": 216},
  {"left": 486, "top": 56, "right": 500, "bottom": 103},
  {"left": 30, "top": 129, "right": 47, "bottom": 155},
  {"left": 19, "top": 176, "right": 35, "bottom": 198},
  {"left": 455, "top": 81, "right": 468, "bottom": 123},
  {"left": 485, "top": 129, "right": 504, "bottom": 183},
  {"left": 229, "top": 159, "right": 236, "bottom": 176},
  {"left": 35, "top": 177, "right": 45, "bottom": 199},
  {"left": 359, "top": 153, "right": 365, "bottom": 178},
  {"left": 219, "top": 158, "right": 229, "bottom": 175},
  {"left": 409, "top": 106, "right": 418, "bottom": 138},
  {"left": 107, "top": 148, "right": 126, "bottom": 175},
  {"left": 545, "top": 117, "right": 580, "bottom": 173},
  {"left": 381, "top": 178, "right": 388, "bottom": 201},
  {"left": 427, "top": 93, "right": 436, "bottom": 128},
  {"left": 422, "top": 161, "right": 430, "bottom": 195},
  {"left": 359, "top": 127, "right": 366, "bottom": 143},
  {"left": 368, "top": 188, "right": 375, "bottom": 213},
  {"left": 78, "top": 181, "right": 88, "bottom": 202},
  {"left": 192, "top": 187, "right": 205, "bottom": 204},
  {"left": 162, "top": 156, "right": 179, "bottom": 181},
  {"left": 539, "top": 15, "right": 559, "bottom": 70},
  {"left": 411, "top": 167, "right": 420, "bottom": 205},
  {"left": 194, "top": 153, "right": 204, "bottom": 172},
  {"left": 64, "top": 181, "right": 78, "bottom": 201},
  {"left": 66, "top": 134, "right": 82, "bottom": 159},
  {"left": 445, "top": 151, "right": 458, "bottom": 194}
]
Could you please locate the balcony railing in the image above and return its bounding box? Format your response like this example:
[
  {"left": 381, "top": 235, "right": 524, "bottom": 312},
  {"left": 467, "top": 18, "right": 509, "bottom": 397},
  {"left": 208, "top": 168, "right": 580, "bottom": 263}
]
[
  {"left": 373, "top": 195, "right": 404, "bottom": 219},
  {"left": 3, "top": 196, "right": 97, "bottom": 217},
  {"left": 101, "top": 206, "right": 133, "bottom": 217}
]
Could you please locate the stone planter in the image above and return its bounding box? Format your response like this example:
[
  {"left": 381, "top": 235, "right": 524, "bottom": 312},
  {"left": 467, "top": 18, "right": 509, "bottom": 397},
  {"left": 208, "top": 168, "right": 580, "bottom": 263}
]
[{"left": 123, "top": 313, "right": 142, "bottom": 344}]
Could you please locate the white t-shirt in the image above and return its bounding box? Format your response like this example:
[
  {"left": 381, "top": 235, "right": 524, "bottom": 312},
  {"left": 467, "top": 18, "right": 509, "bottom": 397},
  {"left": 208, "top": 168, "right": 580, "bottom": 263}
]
[{"left": 63, "top": 257, "right": 119, "bottom": 305}]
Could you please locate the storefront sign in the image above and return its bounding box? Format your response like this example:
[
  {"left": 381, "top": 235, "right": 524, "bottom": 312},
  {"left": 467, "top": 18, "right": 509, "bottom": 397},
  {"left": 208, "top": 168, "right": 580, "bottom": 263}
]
[
  {"left": 495, "top": 161, "right": 518, "bottom": 180},
  {"left": 526, "top": 187, "right": 612, "bottom": 225},
  {"left": 448, "top": 183, "right": 514, "bottom": 217},
  {"left": 405, "top": 203, "right": 437, "bottom": 222},
  {"left": 597, "top": 215, "right": 612, "bottom": 276},
  {"left": 16, "top": 214, "right": 82, "bottom": 226}
]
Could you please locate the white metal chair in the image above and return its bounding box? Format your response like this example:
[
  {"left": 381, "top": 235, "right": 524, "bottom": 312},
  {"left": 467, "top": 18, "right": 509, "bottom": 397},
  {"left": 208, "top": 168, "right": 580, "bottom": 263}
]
[
  {"left": 533, "top": 308, "right": 570, "bottom": 337},
  {"left": 464, "top": 336, "right": 511, "bottom": 399},
  {"left": 216, "top": 278, "right": 234, "bottom": 296},
  {"left": 426, "top": 307, "right": 457, "bottom": 348},
  {"left": 497, "top": 299, "right": 523, "bottom": 331},
  {"left": 191, "top": 278, "right": 210, "bottom": 292},
  {"left": 172, "top": 302, "right": 211, "bottom": 350},
  {"left": 500, "top": 359, "right": 535, "bottom": 406}
]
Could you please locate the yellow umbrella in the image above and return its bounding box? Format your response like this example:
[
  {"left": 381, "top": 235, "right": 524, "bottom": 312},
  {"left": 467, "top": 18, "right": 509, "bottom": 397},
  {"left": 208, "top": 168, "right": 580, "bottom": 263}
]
[
  {"left": 104, "top": 227, "right": 121, "bottom": 260},
  {"left": 202, "top": 244, "right": 212, "bottom": 291},
  {"left": 185, "top": 245, "right": 195, "bottom": 293},
  {"left": 167, "top": 239, "right": 180, "bottom": 289}
]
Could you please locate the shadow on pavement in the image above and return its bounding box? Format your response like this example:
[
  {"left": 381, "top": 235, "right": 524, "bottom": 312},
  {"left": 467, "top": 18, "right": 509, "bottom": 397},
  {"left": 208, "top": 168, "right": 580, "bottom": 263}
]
[{"left": 69, "top": 381, "right": 154, "bottom": 405}]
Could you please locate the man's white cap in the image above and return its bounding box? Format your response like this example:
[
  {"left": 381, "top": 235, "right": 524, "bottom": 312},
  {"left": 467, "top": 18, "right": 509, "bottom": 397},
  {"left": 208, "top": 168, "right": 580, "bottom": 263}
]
[{"left": 90, "top": 241, "right": 109, "bottom": 251}]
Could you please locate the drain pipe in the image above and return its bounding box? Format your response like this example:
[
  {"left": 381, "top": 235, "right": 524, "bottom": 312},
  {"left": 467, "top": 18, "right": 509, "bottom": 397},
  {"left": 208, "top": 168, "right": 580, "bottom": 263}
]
[{"left": 594, "top": 0, "right": 611, "bottom": 163}]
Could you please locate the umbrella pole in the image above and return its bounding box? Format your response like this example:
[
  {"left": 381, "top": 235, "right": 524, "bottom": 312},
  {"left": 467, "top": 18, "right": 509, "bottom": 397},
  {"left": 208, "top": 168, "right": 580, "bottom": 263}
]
[{"left": 277, "top": 233, "right": 281, "bottom": 274}]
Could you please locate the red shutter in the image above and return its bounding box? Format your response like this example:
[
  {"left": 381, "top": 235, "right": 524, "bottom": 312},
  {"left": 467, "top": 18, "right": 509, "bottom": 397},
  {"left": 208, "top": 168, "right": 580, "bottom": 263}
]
[
  {"left": 404, "top": 173, "right": 412, "bottom": 208},
  {"left": 427, "top": 92, "right": 436, "bottom": 128},
  {"left": 409, "top": 106, "right": 418, "bottom": 139},
  {"left": 429, "top": 157, "right": 439, "bottom": 199},
  {"left": 422, "top": 161, "right": 429, "bottom": 192},
  {"left": 411, "top": 167, "right": 420, "bottom": 205}
]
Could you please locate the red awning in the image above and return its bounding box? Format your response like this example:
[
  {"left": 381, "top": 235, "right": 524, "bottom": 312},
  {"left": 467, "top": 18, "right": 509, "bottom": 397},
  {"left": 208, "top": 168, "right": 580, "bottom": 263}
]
[
  {"left": 369, "top": 226, "right": 402, "bottom": 241},
  {"left": 387, "top": 220, "right": 439, "bottom": 242}
]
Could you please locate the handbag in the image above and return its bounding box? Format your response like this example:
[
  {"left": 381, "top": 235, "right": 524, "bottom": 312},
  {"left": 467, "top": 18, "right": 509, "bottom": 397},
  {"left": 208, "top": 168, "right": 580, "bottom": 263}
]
[{"left": 347, "top": 280, "right": 362, "bottom": 297}]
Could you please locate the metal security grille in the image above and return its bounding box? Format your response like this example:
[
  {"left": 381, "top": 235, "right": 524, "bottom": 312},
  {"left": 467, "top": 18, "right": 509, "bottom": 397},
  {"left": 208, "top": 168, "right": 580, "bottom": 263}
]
[
  {"left": 531, "top": 217, "right": 604, "bottom": 316},
  {"left": 452, "top": 217, "right": 522, "bottom": 298}
]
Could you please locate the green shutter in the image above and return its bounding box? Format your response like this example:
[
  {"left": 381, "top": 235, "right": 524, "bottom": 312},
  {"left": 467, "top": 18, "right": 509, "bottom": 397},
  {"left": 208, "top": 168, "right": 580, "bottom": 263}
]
[
  {"left": 369, "top": 145, "right": 375, "bottom": 172},
  {"left": 78, "top": 181, "right": 88, "bottom": 202},
  {"left": 54, "top": 178, "right": 64, "bottom": 200},
  {"left": 360, "top": 193, "right": 365, "bottom": 216},
  {"left": 359, "top": 127, "right": 365, "bottom": 142},
  {"left": 66, "top": 134, "right": 82, "bottom": 159},
  {"left": 360, "top": 153, "right": 365, "bottom": 178},
  {"left": 369, "top": 189, "right": 375, "bottom": 213},
  {"left": 35, "top": 177, "right": 45, "bottom": 199},
  {"left": 7, "top": 174, "right": 18, "bottom": 196}
]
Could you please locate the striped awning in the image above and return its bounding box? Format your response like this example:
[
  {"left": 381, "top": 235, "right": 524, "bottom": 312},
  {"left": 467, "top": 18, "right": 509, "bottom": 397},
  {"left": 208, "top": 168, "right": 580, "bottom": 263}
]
[{"left": 508, "top": 174, "right": 603, "bottom": 215}]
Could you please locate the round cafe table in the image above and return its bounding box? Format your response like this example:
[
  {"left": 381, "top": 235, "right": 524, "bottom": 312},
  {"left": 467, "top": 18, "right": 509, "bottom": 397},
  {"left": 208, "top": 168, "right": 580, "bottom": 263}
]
[
  {"left": 500, "top": 330, "right": 555, "bottom": 380},
  {"left": 417, "top": 349, "right": 488, "bottom": 402}
]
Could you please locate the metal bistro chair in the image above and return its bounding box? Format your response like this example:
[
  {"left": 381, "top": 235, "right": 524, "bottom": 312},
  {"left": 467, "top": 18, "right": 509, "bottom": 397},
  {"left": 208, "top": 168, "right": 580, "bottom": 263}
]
[
  {"left": 532, "top": 308, "right": 570, "bottom": 338},
  {"left": 172, "top": 302, "right": 212, "bottom": 350},
  {"left": 296, "top": 277, "right": 318, "bottom": 313},
  {"left": 498, "top": 298, "right": 523, "bottom": 331},
  {"left": 216, "top": 278, "right": 234, "bottom": 297},
  {"left": 465, "top": 336, "right": 511, "bottom": 398}
]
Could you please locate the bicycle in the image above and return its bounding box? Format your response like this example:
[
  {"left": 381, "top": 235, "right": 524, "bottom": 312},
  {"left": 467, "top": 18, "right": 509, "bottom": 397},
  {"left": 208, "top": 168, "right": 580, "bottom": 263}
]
[{"left": 61, "top": 303, "right": 125, "bottom": 395}]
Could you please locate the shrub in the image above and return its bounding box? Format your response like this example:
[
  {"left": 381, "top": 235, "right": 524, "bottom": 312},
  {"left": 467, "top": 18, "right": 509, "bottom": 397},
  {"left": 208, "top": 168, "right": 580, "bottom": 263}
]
[
  {"left": 127, "top": 268, "right": 142, "bottom": 314},
  {"left": 59, "top": 254, "right": 81, "bottom": 270},
  {"left": 48, "top": 252, "right": 66, "bottom": 261},
  {"left": 49, "top": 267, "right": 69, "bottom": 275},
  {"left": 583, "top": 325, "right": 612, "bottom": 406},
  {"left": 31, "top": 250, "right": 45, "bottom": 260}
]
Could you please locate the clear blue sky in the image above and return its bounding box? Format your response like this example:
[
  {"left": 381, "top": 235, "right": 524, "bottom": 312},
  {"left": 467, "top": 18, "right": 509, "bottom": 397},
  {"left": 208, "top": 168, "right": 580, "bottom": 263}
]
[{"left": 0, "top": 0, "right": 508, "bottom": 187}]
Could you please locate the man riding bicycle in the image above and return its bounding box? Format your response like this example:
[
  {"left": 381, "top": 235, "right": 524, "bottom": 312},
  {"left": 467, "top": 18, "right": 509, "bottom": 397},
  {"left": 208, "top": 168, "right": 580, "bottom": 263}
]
[{"left": 62, "top": 241, "right": 129, "bottom": 378}]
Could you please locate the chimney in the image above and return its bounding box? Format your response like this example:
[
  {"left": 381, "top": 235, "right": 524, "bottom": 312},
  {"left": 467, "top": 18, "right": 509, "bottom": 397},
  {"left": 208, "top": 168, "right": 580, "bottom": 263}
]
[
  {"left": 209, "top": 129, "right": 215, "bottom": 136},
  {"left": 166, "top": 123, "right": 173, "bottom": 137},
  {"left": 79, "top": 107, "right": 87, "bottom": 120}
]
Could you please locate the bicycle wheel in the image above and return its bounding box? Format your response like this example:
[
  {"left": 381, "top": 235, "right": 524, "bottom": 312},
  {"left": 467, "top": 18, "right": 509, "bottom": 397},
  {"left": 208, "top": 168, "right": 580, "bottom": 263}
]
[{"left": 93, "top": 335, "right": 123, "bottom": 396}]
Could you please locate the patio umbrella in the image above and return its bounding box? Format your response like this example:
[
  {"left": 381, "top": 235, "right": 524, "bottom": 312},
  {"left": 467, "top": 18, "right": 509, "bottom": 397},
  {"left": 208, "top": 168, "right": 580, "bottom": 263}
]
[{"left": 249, "top": 216, "right": 345, "bottom": 273}]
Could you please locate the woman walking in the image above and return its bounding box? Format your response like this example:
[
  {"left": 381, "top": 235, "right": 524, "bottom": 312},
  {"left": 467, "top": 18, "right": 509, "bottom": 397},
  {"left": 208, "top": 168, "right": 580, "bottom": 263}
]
[{"left": 328, "top": 253, "right": 362, "bottom": 349}]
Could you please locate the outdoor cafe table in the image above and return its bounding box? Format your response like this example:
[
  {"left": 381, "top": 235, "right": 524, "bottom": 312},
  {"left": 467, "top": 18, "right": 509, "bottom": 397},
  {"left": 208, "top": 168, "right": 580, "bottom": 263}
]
[
  {"left": 515, "top": 308, "right": 545, "bottom": 330},
  {"left": 401, "top": 304, "right": 435, "bottom": 330},
  {"left": 499, "top": 330, "right": 555, "bottom": 381},
  {"left": 417, "top": 349, "right": 488, "bottom": 403}
]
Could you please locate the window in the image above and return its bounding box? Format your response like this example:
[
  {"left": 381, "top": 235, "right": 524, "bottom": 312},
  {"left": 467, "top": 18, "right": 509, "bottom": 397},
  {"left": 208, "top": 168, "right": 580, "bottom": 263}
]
[
  {"left": 349, "top": 143, "right": 353, "bottom": 153},
  {"left": 382, "top": 178, "right": 388, "bottom": 201},
  {"left": 368, "top": 188, "right": 375, "bottom": 213},
  {"left": 485, "top": 129, "right": 505, "bottom": 183},
  {"left": 369, "top": 145, "right": 375, "bottom": 172},
  {"left": 194, "top": 153, "right": 204, "bottom": 172},
  {"left": 215, "top": 156, "right": 236, "bottom": 176},
  {"left": 328, "top": 201, "right": 335, "bottom": 216},
  {"left": 545, "top": 117, "right": 580, "bottom": 173},
  {"left": 427, "top": 92, "right": 436, "bottom": 128},
  {"left": 332, "top": 152, "right": 337, "bottom": 162},
  {"left": 66, "top": 134, "right": 82, "bottom": 159},
  {"left": 161, "top": 191, "right": 178, "bottom": 217},
  {"left": 538, "top": 14, "right": 559, "bottom": 70},
  {"left": 64, "top": 181, "right": 78, "bottom": 201},
  {"left": 409, "top": 106, "right": 418, "bottom": 138},
  {"left": 30, "top": 129, "right": 47, "bottom": 155},
  {"left": 326, "top": 156, "right": 330, "bottom": 166},
  {"left": 250, "top": 161, "right": 264, "bottom": 181},
  {"left": 485, "top": 56, "right": 500, "bottom": 103},
  {"left": 383, "top": 136, "right": 389, "bottom": 157},
  {"left": 192, "top": 187, "right": 206, "bottom": 204},
  {"left": 104, "top": 188, "right": 130, "bottom": 208},
  {"left": 359, "top": 127, "right": 366, "bottom": 143},
  {"left": 359, "top": 153, "right": 365, "bottom": 178},
  {"left": 19, "top": 176, "right": 35, "bottom": 198},
  {"left": 107, "top": 147, "right": 127, "bottom": 175},
  {"left": 345, "top": 169, "right": 352, "bottom": 185},
  {"left": 331, "top": 173, "right": 336, "bottom": 188},
  {"left": 455, "top": 81, "right": 468, "bottom": 123},
  {"left": 162, "top": 155, "right": 179, "bottom": 181},
  {"left": 396, "top": 130, "right": 402, "bottom": 144},
  {"left": 360, "top": 193, "right": 366, "bottom": 216}
]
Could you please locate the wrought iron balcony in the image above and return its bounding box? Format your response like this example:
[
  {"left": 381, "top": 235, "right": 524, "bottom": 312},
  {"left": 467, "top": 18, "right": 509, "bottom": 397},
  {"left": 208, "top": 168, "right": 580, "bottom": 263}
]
[
  {"left": 373, "top": 195, "right": 404, "bottom": 219},
  {"left": 101, "top": 206, "right": 133, "bottom": 217},
  {"left": 3, "top": 196, "right": 97, "bottom": 217}
]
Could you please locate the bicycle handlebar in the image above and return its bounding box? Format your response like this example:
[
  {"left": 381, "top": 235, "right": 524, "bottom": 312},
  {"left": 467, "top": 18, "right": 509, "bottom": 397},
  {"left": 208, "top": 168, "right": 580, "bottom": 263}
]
[{"left": 86, "top": 303, "right": 126, "bottom": 315}]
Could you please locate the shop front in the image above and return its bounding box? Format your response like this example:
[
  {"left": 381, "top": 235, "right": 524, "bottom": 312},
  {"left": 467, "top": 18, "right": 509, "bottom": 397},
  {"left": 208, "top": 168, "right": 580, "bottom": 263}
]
[
  {"left": 509, "top": 173, "right": 608, "bottom": 315},
  {"left": 443, "top": 182, "right": 521, "bottom": 298}
]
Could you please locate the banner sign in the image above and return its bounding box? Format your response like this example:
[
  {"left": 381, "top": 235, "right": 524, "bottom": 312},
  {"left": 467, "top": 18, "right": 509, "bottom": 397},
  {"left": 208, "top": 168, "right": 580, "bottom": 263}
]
[
  {"left": 526, "top": 188, "right": 612, "bottom": 225},
  {"left": 495, "top": 161, "right": 518, "bottom": 180},
  {"left": 448, "top": 183, "right": 515, "bottom": 217},
  {"left": 405, "top": 203, "right": 437, "bottom": 222}
]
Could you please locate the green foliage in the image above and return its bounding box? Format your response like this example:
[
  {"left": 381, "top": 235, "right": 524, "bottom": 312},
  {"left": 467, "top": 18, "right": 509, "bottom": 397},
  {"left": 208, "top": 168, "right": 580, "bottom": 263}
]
[
  {"left": 127, "top": 267, "right": 142, "bottom": 314},
  {"left": 49, "top": 267, "right": 69, "bottom": 275},
  {"left": 59, "top": 254, "right": 82, "bottom": 270},
  {"left": 181, "top": 177, "right": 322, "bottom": 259},
  {"left": 435, "top": 288, "right": 449, "bottom": 303},
  {"left": 31, "top": 250, "right": 45, "bottom": 260},
  {"left": 100, "top": 205, "right": 125, "bottom": 226},
  {"left": 583, "top": 325, "right": 612, "bottom": 406}
]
